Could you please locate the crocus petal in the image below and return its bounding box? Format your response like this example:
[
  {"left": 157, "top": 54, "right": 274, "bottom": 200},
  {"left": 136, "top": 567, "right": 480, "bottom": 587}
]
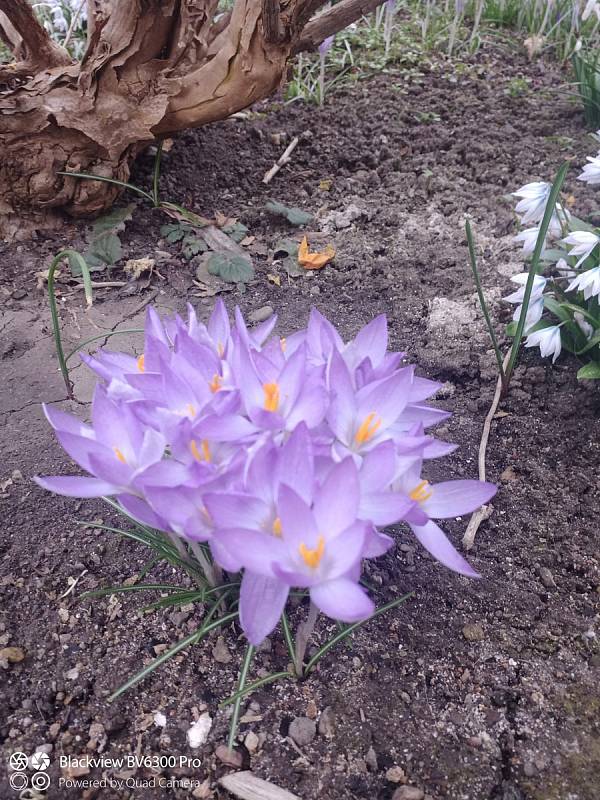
[
  {"left": 422, "top": 480, "right": 496, "bottom": 519},
  {"left": 314, "top": 457, "right": 359, "bottom": 536},
  {"left": 203, "top": 492, "right": 268, "bottom": 529},
  {"left": 216, "top": 529, "right": 285, "bottom": 577},
  {"left": 359, "top": 491, "right": 414, "bottom": 525},
  {"left": 409, "top": 520, "right": 480, "bottom": 577},
  {"left": 239, "top": 572, "right": 289, "bottom": 645},
  {"left": 310, "top": 578, "right": 374, "bottom": 622},
  {"left": 278, "top": 485, "right": 319, "bottom": 549},
  {"left": 34, "top": 475, "right": 117, "bottom": 498},
  {"left": 325, "top": 522, "right": 367, "bottom": 580}
]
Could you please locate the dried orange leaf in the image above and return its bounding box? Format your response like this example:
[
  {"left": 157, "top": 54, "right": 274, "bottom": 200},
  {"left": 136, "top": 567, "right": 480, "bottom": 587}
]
[{"left": 298, "top": 236, "right": 335, "bottom": 270}]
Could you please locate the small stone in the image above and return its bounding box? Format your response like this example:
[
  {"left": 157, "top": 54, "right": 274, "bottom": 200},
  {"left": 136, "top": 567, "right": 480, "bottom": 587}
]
[
  {"left": 0, "top": 647, "right": 25, "bottom": 663},
  {"left": 537, "top": 567, "right": 556, "bottom": 589},
  {"left": 306, "top": 700, "right": 318, "bottom": 719},
  {"left": 385, "top": 766, "right": 406, "bottom": 783},
  {"left": 154, "top": 712, "right": 167, "bottom": 728},
  {"left": 523, "top": 762, "right": 537, "bottom": 777},
  {"left": 212, "top": 636, "right": 232, "bottom": 664},
  {"left": 365, "top": 746, "right": 378, "bottom": 772},
  {"left": 317, "top": 706, "right": 335, "bottom": 739},
  {"left": 392, "top": 787, "right": 424, "bottom": 800},
  {"left": 289, "top": 716, "right": 316, "bottom": 747},
  {"left": 215, "top": 744, "right": 243, "bottom": 768},
  {"left": 249, "top": 305, "right": 274, "bottom": 324},
  {"left": 187, "top": 713, "right": 212, "bottom": 748},
  {"left": 65, "top": 667, "right": 79, "bottom": 680},
  {"left": 48, "top": 723, "right": 61, "bottom": 740},
  {"left": 35, "top": 743, "right": 53, "bottom": 755},
  {"left": 462, "top": 623, "right": 485, "bottom": 642},
  {"left": 192, "top": 779, "right": 212, "bottom": 799},
  {"left": 58, "top": 608, "right": 70, "bottom": 624},
  {"left": 245, "top": 731, "right": 259, "bottom": 752},
  {"left": 500, "top": 466, "right": 518, "bottom": 483},
  {"left": 467, "top": 736, "right": 482, "bottom": 748}
]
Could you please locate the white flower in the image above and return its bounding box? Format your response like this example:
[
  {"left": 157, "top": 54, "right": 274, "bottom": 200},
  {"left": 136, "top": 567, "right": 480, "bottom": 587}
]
[
  {"left": 583, "top": 0, "right": 600, "bottom": 22},
  {"left": 562, "top": 230, "right": 600, "bottom": 267},
  {"left": 514, "top": 213, "right": 562, "bottom": 255},
  {"left": 515, "top": 297, "right": 545, "bottom": 332},
  {"left": 512, "top": 181, "right": 551, "bottom": 225},
  {"left": 574, "top": 312, "right": 594, "bottom": 340},
  {"left": 556, "top": 257, "right": 576, "bottom": 278},
  {"left": 525, "top": 326, "right": 562, "bottom": 363},
  {"left": 578, "top": 154, "right": 600, "bottom": 185},
  {"left": 503, "top": 272, "right": 547, "bottom": 304},
  {"left": 567, "top": 265, "right": 600, "bottom": 299}
]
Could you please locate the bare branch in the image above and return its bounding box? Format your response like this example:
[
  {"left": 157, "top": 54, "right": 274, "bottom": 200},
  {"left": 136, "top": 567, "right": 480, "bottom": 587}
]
[
  {"left": 0, "top": 0, "right": 72, "bottom": 68},
  {"left": 293, "top": 0, "right": 385, "bottom": 53},
  {"left": 0, "top": 12, "right": 22, "bottom": 56}
]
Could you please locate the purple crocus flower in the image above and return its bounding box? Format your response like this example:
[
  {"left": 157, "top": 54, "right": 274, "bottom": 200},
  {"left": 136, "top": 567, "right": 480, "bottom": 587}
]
[
  {"left": 36, "top": 301, "right": 498, "bottom": 647},
  {"left": 392, "top": 456, "right": 496, "bottom": 576},
  {"left": 319, "top": 35, "right": 335, "bottom": 56}
]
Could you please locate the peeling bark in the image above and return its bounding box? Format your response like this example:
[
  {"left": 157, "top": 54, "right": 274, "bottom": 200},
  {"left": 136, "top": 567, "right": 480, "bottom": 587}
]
[{"left": 0, "top": 0, "right": 386, "bottom": 235}]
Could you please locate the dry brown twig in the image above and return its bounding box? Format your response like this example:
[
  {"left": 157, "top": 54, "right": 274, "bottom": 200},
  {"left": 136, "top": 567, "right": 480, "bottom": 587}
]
[
  {"left": 262, "top": 136, "right": 300, "bottom": 184},
  {"left": 462, "top": 350, "right": 512, "bottom": 551}
]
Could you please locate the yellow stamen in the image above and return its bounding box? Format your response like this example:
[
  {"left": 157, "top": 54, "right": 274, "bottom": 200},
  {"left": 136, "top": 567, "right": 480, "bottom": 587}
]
[
  {"left": 280, "top": 337, "right": 287, "bottom": 352},
  {"left": 137, "top": 354, "right": 145, "bottom": 372},
  {"left": 263, "top": 382, "right": 280, "bottom": 413},
  {"left": 409, "top": 479, "right": 433, "bottom": 504},
  {"left": 114, "top": 447, "right": 127, "bottom": 464},
  {"left": 299, "top": 535, "right": 325, "bottom": 569},
  {"left": 354, "top": 412, "right": 382, "bottom": 445},
  {"left": 186, "top": 404, "right": 197, "bottom": 418},
  {"left": 209, "top": 374, "right": 222, "bottom": 393},
  {"left": 272, "top": 517, "right": 282, "bottom": 537},
  {"left": 217, "top": 342, "right": 224, "bottom": 357},
  {"left": 190, "top": 439, "right": 211, "bottom": 463}
]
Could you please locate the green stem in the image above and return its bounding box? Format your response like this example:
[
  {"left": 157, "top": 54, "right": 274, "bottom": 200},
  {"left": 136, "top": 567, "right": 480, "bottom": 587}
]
[
  {"left": 466, "top": 220, "right": 505, "bottom": 380},
  {"left": 227, "top": 645, "right": 255, "bottom": 751},
  {"left": 503, "top": 162, "right": 569, "bottom": 394},
  {"left": 152, "top": 140, "right": 164, "bottom": 207},
  {"left": 47, "top": 250, "right": 74, "bottom": 398}
]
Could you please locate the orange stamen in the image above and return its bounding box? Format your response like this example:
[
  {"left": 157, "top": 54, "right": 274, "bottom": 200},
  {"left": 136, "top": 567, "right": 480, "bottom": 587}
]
[
  {"left": 190, "top": 439, "right": 211, "bottom": 463},
  {"left": 354, "top": 413, "right": 382, "bottom": 445},
  {"left": 272, "top": 517, "right": 282, "bottom": 537},
  {"left": 299, "top": 535, "right": 325, "bottom": 569},
  {"left": 409, "top": 480, "right": 432, "bottom": 504},
  {"left": 137, "top": 354, "right": 145, "bottom": 372},
  {"left": 209, "top": 374, "right": 222, "bottom": 393},
  {"left": 263, "top": 382, "right": 280, "bottom": 413},
  {"left": 114, "top": 447, "right": 127, "bottom": 464}
]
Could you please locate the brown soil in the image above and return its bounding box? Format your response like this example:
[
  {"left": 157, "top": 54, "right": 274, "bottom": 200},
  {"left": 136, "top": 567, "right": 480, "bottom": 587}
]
[{"left": 1, "top": 40, "right": 599, "bottom": 800}]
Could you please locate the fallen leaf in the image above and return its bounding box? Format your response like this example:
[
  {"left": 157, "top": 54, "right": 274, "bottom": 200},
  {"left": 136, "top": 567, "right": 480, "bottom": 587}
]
[
  {"left": 123, "top": 257, "right": 155, "bottom": 279},
  {"left": 298, "top": 236, "right": 336, "bottom": 270},
  {"left": 267, "top": 273, "right": 281, "bottom": 286},
  {"left": 265, "top": 200, "right": 313, "bottom": 227},
  {"left": 319, "top": 179, "right": 332, "bottom": 191},
  {"left": 36, "top": 269, "right": 60, "bottom": 290}
]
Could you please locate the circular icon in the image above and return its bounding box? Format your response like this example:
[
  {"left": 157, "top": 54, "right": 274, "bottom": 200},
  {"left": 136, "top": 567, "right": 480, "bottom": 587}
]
[
  {"left": 9, "top": 772, "right": 28, "bottom": 791},
  {"left": 9, "top": 753, "right": 28, "bottom": 772},
  {"left": 30, "top": 752, "right": 50, "bottom": 771},
  {"left": 31, "top": 773, "right": 51, "bottom": 791}
]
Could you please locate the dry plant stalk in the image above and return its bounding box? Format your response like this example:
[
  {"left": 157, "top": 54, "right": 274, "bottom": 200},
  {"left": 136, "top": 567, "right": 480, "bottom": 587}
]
[{"left": 0, "top": 0, "right": 387, "bottom": 237}]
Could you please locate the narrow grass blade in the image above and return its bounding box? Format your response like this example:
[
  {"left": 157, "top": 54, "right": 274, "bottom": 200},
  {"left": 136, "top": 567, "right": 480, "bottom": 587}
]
[
  {"left": 65, "top": 328, "right": 144, "bottom": 364},
  {"left": 504, "top": 162, "right": 569, "bottom": 390},
  {"left": 67, "top": 251, "right": 93, "bottom": 308},
  {"left": 47, "top": 249, "right": 75, "bottom": 397},
  {"left": 227, "top": 645, "right": 255, "bottom": 751},
  {"left": 82, "top": 583, "right": 192, "bottom": 599},
  {"left": 304, "top": 592, "right": 413, "bottom": 675},
  {"left": 108, "top": 611, "right": 237, "bottom": 701},
  {"left": 58, "top": 171, "right": 154, "bottom": 203},
  {"left": 219, "top": 671, "right": 292, "bottom": 709},
  {"left": 466, "top": 220, "right": 505, "bottom": 379},
  {"left": 281, "top": 612, "right": 295, "bottom": 665}
]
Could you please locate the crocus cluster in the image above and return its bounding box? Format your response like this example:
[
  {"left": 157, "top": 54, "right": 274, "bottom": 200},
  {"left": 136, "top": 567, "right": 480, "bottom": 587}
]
[
  {"left": 506, "top": 145, "right": 600, "bottom": 370},
  {"left": 37, "top": 304, "right": 496, "bottom": 644}
]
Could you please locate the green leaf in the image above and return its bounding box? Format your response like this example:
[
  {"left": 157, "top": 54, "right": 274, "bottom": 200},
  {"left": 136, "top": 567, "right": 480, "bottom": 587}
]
[
  {"left": 577, "top": 361, "right": 600, "bottom": 379},
  {"left": 505, "top": 321, "right": 517, "bottom": 337},
  {"left": 265, "top": 200, "right": 313, "bottom": 226},
  {"left": 92, "top": 204, "right": 135, "bottom": 236},
  {"left": 182, "top": 236, "right": 207, "bottom": 260},
  {"left": 274, "top": 238, "right": 299, "bottom": 258},
  {"left": 222, "top": 222, "right": 249, "bottom": 243},
  {"left": 160, "top": 222, "right": 191, "bottom": 243},
  {"left": 576, "top": 330, "right": 600, "bottom": 354},
  {"left": 85, "top": 231, "right": 122, "bottom": 268},
  {"left": 206, "top": 253, "right": 254, "bottom": 283},
  {"left": 283, "top": 256, "right": 304, "bottom": 278}
]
